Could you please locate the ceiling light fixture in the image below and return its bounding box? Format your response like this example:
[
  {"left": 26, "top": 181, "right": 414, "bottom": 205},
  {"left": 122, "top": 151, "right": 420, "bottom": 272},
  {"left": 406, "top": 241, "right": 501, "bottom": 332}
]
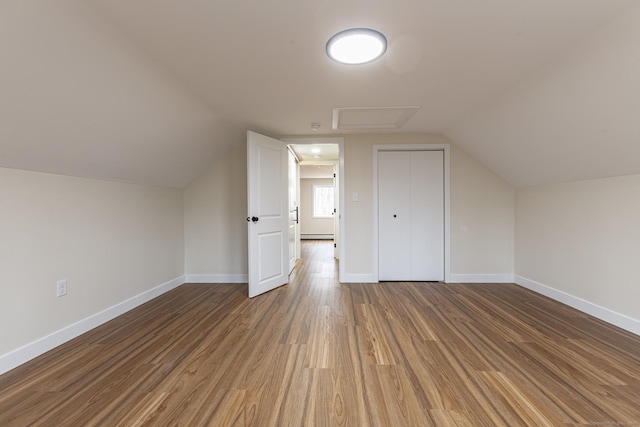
[{"left": 326, "top": 28, "right": 387, "bottom": 65}]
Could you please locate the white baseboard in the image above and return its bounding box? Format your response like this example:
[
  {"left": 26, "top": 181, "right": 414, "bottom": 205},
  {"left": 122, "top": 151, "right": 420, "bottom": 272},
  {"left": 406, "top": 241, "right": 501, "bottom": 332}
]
[
  {"left": 0, "top": 275, "right": 185, "bottom": 376},
  {"left": 340, "top": 274, "right": 376, "bottom": 283},
  {"left": 185, "top": 274, "right": 247, "bottom": 284},
  {"left": 515, "top": 275, "right": 640, "bottom": 336},
  {"left": 448, "top": 274, "right": 514, "bottom": 283},
  {"left": 340, "top": 273, "right": 515, "bottom": 284}
]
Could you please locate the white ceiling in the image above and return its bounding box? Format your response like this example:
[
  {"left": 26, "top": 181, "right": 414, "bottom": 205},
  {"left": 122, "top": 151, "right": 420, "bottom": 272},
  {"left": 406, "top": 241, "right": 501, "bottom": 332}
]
[
  {"left": 290, "top": 144, "right": 339, "bottom": 163},
  {"left": 1, "top": 0, "right": 638, "bottom": 188}
]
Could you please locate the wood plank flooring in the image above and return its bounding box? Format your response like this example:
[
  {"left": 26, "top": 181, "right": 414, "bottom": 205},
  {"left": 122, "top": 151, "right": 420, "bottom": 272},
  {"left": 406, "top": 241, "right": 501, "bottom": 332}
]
[{"left": 1, "top": 240, "right": 640, "bottom": 426}]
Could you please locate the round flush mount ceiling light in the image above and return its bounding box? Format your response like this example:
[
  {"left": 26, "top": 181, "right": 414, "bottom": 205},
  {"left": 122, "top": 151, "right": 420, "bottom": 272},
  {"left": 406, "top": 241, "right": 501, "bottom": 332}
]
[{"left": 326, "top": 28, "right": 387, "bottom": 65}]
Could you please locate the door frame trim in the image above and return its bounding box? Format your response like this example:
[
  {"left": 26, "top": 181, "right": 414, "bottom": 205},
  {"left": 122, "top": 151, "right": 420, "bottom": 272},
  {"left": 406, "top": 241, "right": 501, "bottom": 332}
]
[{"left": 372, "top": 144, "right": 451, "bottom": 283}]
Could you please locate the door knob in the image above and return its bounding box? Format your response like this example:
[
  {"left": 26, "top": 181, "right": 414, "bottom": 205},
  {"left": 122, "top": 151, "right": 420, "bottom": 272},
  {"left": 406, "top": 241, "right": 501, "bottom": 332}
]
[
  {"left": 393, "top": 214, "right": 397, "bottom": 218},
  {"left": 252, "top": 216, "right": 259, "bottom": 223}
]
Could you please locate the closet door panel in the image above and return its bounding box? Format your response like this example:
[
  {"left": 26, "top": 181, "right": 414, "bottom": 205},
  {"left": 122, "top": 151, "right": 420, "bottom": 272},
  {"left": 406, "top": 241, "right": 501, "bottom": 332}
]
[
  {"left": 378, "top": 151, "right": 411, "bottom": 281},
  {"left": 410, "top": 151, "right": 444, "bottom": 280}
]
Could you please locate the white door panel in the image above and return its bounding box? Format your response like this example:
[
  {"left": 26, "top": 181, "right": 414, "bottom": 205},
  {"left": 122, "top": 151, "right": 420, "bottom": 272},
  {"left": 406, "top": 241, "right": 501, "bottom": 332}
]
[
  {"left": 258, "top": 232, "right": 284, "bottom": 280},
  {"left": 247, "top": 131, "right": 289, "bottom": 298},
  {"left": 378, "top": 151, "right": 412, "bottom": 280},
  {"left": 410, "top": 151, "right": 444, "bottom": 280}
]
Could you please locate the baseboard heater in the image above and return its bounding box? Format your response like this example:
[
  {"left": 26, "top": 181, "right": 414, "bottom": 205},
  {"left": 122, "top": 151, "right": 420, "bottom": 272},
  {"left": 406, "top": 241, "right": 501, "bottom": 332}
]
[{"left": 301, "top": 234, "right": 334, "bottom": 240}]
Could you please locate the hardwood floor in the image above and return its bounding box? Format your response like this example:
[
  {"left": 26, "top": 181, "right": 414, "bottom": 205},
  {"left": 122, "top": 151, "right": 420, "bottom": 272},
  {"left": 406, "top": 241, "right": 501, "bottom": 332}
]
[{"left": 1, "top": 240, "right": 640, "bottom": 426}]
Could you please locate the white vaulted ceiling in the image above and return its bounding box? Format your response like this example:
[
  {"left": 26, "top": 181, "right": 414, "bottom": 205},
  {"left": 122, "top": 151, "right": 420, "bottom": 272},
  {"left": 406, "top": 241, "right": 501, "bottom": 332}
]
[{"left": 1, "top": 0, "right": 638, "bottom": 188}]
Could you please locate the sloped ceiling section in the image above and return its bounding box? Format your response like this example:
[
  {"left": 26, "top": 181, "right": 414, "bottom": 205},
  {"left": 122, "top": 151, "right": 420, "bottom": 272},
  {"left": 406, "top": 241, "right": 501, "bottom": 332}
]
[
  {"left": 2, "top": 0, "right": 638, "bottom": 188},
  {"left": 446, "top": 2, "right": 640, "bottom": 188},
  {"left": 0, "top": 0, "right": 244, "bottom": 188}
]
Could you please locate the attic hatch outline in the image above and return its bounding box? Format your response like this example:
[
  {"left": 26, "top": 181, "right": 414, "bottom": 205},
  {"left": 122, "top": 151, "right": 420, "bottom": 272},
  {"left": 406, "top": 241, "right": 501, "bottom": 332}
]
[{"left": 332, "top": 106, "right": 420, "bottom": 130}]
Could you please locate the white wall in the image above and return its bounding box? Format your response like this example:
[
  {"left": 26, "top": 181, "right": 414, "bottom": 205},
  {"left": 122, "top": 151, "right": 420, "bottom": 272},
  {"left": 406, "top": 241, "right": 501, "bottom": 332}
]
[
  {"left": 450, "top": 144, "right": 515, "bottom": 280},
  {"left": 183, "top": 133, "right": 514, "bottom": 284},
  {"left": 516, "top": 175, "right": 640, "bottom": 330},
  {"left": 342, "top": 134, "right": 514, "bottom": 281},
  {"left": 183, "top": 145, "right": 248, "bottom": 281},
  {"left": 0, "top": 167, "right": 184, "bottom": 364},
  {"left": 300, "top": 178, "right": 334, "bottom": 237}
]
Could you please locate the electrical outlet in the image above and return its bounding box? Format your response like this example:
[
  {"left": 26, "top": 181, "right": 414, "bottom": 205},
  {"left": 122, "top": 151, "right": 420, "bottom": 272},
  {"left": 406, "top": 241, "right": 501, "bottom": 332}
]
[{"left": 56, "top": 280, "right": 67, "bottom": 297}]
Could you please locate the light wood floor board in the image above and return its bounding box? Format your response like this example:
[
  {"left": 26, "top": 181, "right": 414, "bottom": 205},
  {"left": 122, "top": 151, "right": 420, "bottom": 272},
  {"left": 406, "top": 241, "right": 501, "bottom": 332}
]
[{"left": 1, "top": 240, "right": 640, "bottom": 426}]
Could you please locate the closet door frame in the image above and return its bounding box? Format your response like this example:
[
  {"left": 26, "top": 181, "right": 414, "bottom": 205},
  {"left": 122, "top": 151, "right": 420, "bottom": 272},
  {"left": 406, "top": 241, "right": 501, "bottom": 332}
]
[{"left": 372, "top": 144, "right": 451, "bottom": 283}]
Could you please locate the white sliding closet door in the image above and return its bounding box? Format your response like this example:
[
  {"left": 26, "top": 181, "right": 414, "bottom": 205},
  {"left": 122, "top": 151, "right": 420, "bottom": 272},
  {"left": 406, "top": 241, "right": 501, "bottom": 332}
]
[
  {"left": 378, "top": 150, "right": 444, "bottom": 281},
  {"left": 379, "top": 152, "right": 412, "bottom": 280},
  {"left": 410, "top": 151, "right": 444, "bottom": 280}
]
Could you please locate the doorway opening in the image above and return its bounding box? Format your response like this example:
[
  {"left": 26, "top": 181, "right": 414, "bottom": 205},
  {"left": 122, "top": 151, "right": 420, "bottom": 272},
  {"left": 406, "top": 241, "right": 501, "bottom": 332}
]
[{"left": 284, "top": 138, "right": 343, "bottom": 281}]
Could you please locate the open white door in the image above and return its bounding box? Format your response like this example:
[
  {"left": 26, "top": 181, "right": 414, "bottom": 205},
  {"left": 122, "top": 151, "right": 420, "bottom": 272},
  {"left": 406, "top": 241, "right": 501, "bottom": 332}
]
[{"left": 247, "top": 131, "right": 289, "bottom": 298}]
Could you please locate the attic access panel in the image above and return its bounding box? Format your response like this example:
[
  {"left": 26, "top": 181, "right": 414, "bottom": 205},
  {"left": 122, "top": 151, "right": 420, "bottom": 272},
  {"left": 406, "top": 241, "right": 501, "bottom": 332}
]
[{"left": 332, "top": 106, "right": 420, "bottom": 130}]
